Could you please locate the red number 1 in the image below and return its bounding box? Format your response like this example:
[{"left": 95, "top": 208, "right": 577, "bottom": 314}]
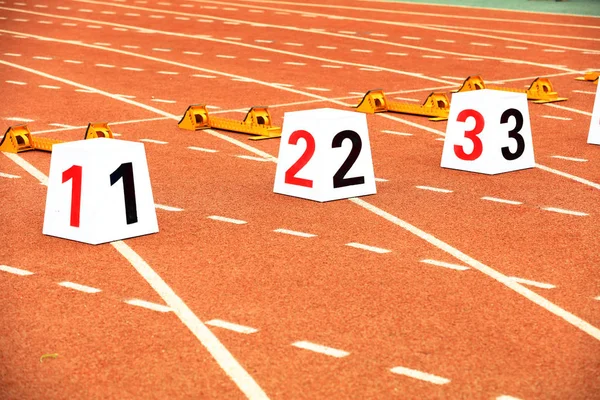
[
  {"left": 454, "top": 109, "right": 484, "bottom": 161},
  {"left": 62, "top": 165, "right": 82, "bottom": 227}
]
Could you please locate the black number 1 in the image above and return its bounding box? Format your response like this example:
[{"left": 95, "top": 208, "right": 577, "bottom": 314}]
[{"left": 110, "top": 162, "right": 138, "bottom": 225}]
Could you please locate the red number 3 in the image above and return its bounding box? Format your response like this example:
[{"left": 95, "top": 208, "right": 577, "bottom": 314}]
[{"left": 454, "top": 109, "right": 484, "bottom": 161}]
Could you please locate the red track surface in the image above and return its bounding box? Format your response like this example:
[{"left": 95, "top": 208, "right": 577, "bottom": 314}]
[{"left": 1, "top": 1, "right": 599, "bottom": 399}]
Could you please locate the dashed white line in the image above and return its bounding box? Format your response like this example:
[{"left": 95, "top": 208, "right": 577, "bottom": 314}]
[
  {"left": 205, "top": 319, "right": 259, "bottom": 334},
  {"left": 122, "top": 67, "right": 144, "bottom": 71},
  {"left": 508, "top": 277, "right": 556, "bottom": 290},
  {"left": 38, "top": 20, "right": 53, "bottom": 24},
  {"left": 541, "top": 207, "right": 588, "bottom": 217},
  {"left": 551, "top": 155, "right": 588, "bottom": 162},
  {"left": 255, "top": 39, "right": 273, "bottom": 43},
  {"left": 382, "top": 130, "right": 413, "bottom": 136},
  {"left": 155, "top": 204, "right": 183, "bottom": 211},
  {"left": 149, "top": 15, "right": 165, "bottom": 19},
  {"left": 5, "top": 80, "right": 27, "bottom": 85},
  {"left": 78, "top": 8, "right": 93, "bottom": 12},
  {"left": 125, "top": 12, "right": 140, "bottom": 16},
  {"left": 152, "top": 48, "right": 171, "bottom": 52},
  {"left": 13, "top": 18, "right": 29, "bottom": 22},
  {"left": 541, "top": 115, "right": 572, "bottom": 121},
  {"left": 572, "top": 90, "right": 596, "bottom": 95},
  {"left": 0, "top": 265, "right": 34, "bottom": 276},
  {"left": 249, "top": 58, "right": 271, "bottom": 63},
  {"left": 386, "top": 52, "right": 408, "bottom": 56},
  {"left": 64, "top": 60, "right": 82, "bottom": 64},
  {"left": 58, "top": 281, "right": 102, "bottom": 294},
  {"left": 351, "top": 49, "right": 372, "bottom": 53},
  {"left": 420, "top": 259, "right": 470, "bottom": 271},
  {"left": 56, "top": 6, "right": 70, "bottom": 10},
  {"left": 191, "top": 74, "right": 216, "bottom": 79},
  {"left": 33, "top": 56, "right": 52, "bottom": 60},
  {"left": 62, "top": 22, "right": 77, "bottom": 26},
  {"left": 317, "top": 45, "right": 337, "bottom": 49},
  {"left": 216, "top": 55, "right": 236, "bottom": 59},
  {"left": 207, "top": 216, "right": 247, "bottom": 225},
  {"left": 471, "top": 42, "right": 492, "bottom": 47},
  {"left": 86, "top": 25, "right": 102, "bottom": 29},
  {"left": 401, "top": 36, "right": 421, "bottom": 40},
  {"left": 543, "top": 49, "right": 565, "bottom": 53},
  {"left": 305, "top": 87, "right": 330, "bottom": 92},
  {"left": 175, "top": 16, "right": 190, "bottom": 20},
  {"left": 183, "top": 51, "right": 203, "bottom": 56},
  {"left": 460, "top": 57, "right": 483, "bottom": 61},
  {"left": 3, "top": 53, "right": 21, "bottom": 57},
  {"left": 236, "top": 155, "right": 271, "bottom": 162},
  {"left": 423, "top": 55, "right": 445, "bottom": 59},
  {"left": 101, "top": 10, "right": 116, "bottom": 15},
  {"left": 506, "top": 46, "right": 528, "bottom": 50},
  {"left": 0, "top": 172, "right": 21, "bottom": 179},
  {"left": 188, "top": 146, "right": 218, "bottom": 152},
  {"left": 481, "top": 196, "right": 523, "bottom": 205},
  {"left": 95, "top": 63, "right": 115, "bottom": 68},
  {"left": 291, "top": 341, "right": 349, "bottom": 358},
  {"left": 283, "top": 42, "right": 303, "bottom": 47},
  {"left": 284, "top": 61, "right": 306, "bottom": 66},
  {"left": 151, "top": 98, "right": 176, "bottom": 104},
  {"left": 436, "top": 39, "right": 455, "bottom": 43},
  {"left": 124, "top": 299, "right": 172, "bottom": 313},
  {"left": 345, "top": 242, "right": 391, "bottom": 254},
  {"left": 140, "top": 138, "right": 168, "bottom": 144},
  {"left": 4, "top": 117, "right": 33, "bottom": 122},
  {"left": 416, "top": 185, "right": 453, "bottom": 193},
  {"left": 39, "top": 85, "right": 60, "bottom": 89},
  {"left": 369, "top": 33, "right": 388, "bottom": 37},
  {"left": 122, "top": 45, "right": 140, "bottom": 49},
  {"left": 223, "top": 7, "right": 238, "bottom": 11},
  {"left": 390, "top": 366, "right": 450, "bottom": 385},
  {"left": 197, "top": 19, "right": 214, "bottom": 23},
  {"left": 339, "top": 30, "right": 356, "bottom": 35},
  {"left": 273, "top": 228, "right": 317, "bottom": 238},
  {"left": 157, "top": 71, "right": 179, "bottom": 75}
]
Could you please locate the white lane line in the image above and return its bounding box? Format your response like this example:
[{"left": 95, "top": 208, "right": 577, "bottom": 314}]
[
  {"left": 359, "top": 68, "right": 381, "bottom": 72},
  {"left": 374, "top": 177, "right": 388, "bottom": 182},
  {"left": 48, "top": 123, "right": 78, "bottom": 128},
  {"left": 124, "top": 298, "right": 172, "bottom": 312},
  {"left": 508, "top": 277, "right": 556, "bottom": 290},
  {"left": 416, "top": 185, "right": 453, "bottom": 193},
  {"left": 370, "top": 33, "right": 388, "bottom": 37},
  {"left": 339, "top": 30, "right": 356, "bottom": 35},
  {"left": 0, "top": 264, "right": 34, "bottom": 276},
  {"left": 535, "top": 163, "right": 600, "bottom": 191},
  {"left": 541, "top": 207, "right": 588, "bottom": 217},
  {"left": 184, "top": 51, "right": 203, "bottom": 55},
  {"left": 155, "top": 204, "right": 183, "bottom": 212},
  {"left": 205, "top": 319, "right": 259, "bottom": 334},
  {"left": 62, "top": 22, "right": 77, "bottom": 26},
  {"left": 33, "top": 56, "right": 52, "bottom": 60},
  {"left": 284, "top": 61, "right": 306, "bottom": 66},
  {"left": 460, "top": 57, "right": 483, "bottom": 61},
  {"left": 0, "top": 172, "right": 21, "bottom": 179},
  {"left": 87, "top": 25, "right": 102, "bottom": 29},
  {"left": 497, "top": 396, "right": 522, "bottom": 400},
  {"left": 58, "top": 281, "right": 102, "bottom": 293},
  {"left": 351, "top": 48, "right": 372, "bottom": 53},
  {"left": 122, "top": 44, "right": 140, "bottom": 49},
  {"left": 471, "top": 42, "right": 492, "bottom": 47},
  {"left": 594, "top": 296, "right": 600, "bottom": 301},
  {"left": 305, "top": 87, "right": 330, "bottom": 91},
  {"left": 4, "top": 117, "right": 33, "bottom": 122},
  {"left": 291, "top": 341, "right": 349, "bottom": 358},
  {"left": 39, "top": 85, "right": 60, "bottom": 89},
  {"left": 382, "top": 130, "right": 413, "bottom": 136},
  {"left": 236, "top": 155, "right": 270, "bottom": 162},
  {"left": 225, "top": 37, "right": 242, "bottom": 41},
  {"left": 551, "top": 155, "right": 588, "bottom": 162},
  {"left": 153, "top": 48, "right": 171, "bottom": 52},
  {"left": 207, "top": 216, "right": 247, "bottom": 225},
  {"left": 188, "top": 146, "right": 218, "bottom": 152},
  {"left": 321, "top": 65, "right": 342, "bottom": 69},
  {"left": 95, "top": 63, "right": 115, "bottom": 68},
  {"left": 151, "top": 98, "right": 176, "bottom": 103},
  {"left": 506, "top": 46, "right": 528, "bottom": 50},
  {"left": 572, "top": 90, "right": 596, "bottom": 95},
  {"left": 436, "top": 39, "right": 455, "bottom": 43},
  {"left": 175, "top": 16, "right": 190, "bottom": 20},
  {"left": 122, "top": 67, "right": 144, "bottom": 71},
  {"left": 149, "top": 15, "right": 165, "bottom": 19},
  {"left": 420, "top": 259, "right": 470, "bottom": 271},
  {"left": 255, "top": 39, "right": 273, "bottom": 43},
  {"left": 249, "top": 58, "right": 270, "bottom": 62},
  {"left": 64, "top": 59, "right": 82, "bottom": 64},
  {"left": 140, "top": 138, "right": 168, "bottom": 144},
  {"left": 440, "top": 76, "right": 465, "bottom": 81},
  {"left": 2, "top": 152, "right": 47, "bottom": 185},
  {"left": 5, "top": 80, "right": 27, "bottom": 85},
  {"left": 157, "top": 71, "right": 179, "bottom": 75},
  {"left": 401, "top": 36, "right": 421, "bottom": 40},
  {"left": 317, "top": 45, "right": 337, "bottom": 49},
  {"left": 390, "top": 366, "right": 450, "bottom": 385},
  {"left": 481, "top": 196, "right": 523, "bottom": 205},
  {"left": 345, "top": 242, "right": 391, "bottom": 254},
  {"left": 541, "top": 115, "right": 572, "bottom": 121},
  {"left": 3, "top": 53, "right": 21, "bottom": 57},
  {"left": 93, "top": 42, "right": 111, "bottom": 46},
  {"left": 544, "top": 103, "right": 592, "bottom": 117},
  {"left": 273, "top": 228, "right": 317, "bottom": 238},
  {"left": 544, "top": 49, "right": 565, "bottom": 53},
  {"left": 197, "top": 19, "right": 213, "bottom": 23},
  {"left": 423, "top": 55, "right": 444, "bottom": 59},
  {"left": 216, "top": 54, "right": 236, "bottom": 59},
  {"left": 386, "top": 52, "right": 407, "bottom": 56}
]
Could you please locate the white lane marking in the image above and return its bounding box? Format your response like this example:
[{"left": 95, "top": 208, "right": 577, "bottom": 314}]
[
  {"left": 459, "top": 57, "right": 483, "bottom": 61},
  {"left": 205, "top": 319, "right": 259, "bottom": 334},
  {"left": 321, "top": 65, "right": 342, "bottom": 69},
  {"left": 544, "top": 103, "right": 592, "bottom": 117},
  {"left": 225, "top": 37, "right": 242, "bottom": 41},
  {"left": 5, "top": 81, "right": 27, "bottom": 86},
  {"left": 184, "top": 51, "right": 203, "bottom": 55},
  {"left": 192, "top": 74, "right": 217, "bottom": 79},
  {"left": 423, "top": 55, "right": 444, "bottom": 59},
  {"left": 471, "top": 42, "right": 492, "bottom": 47},
  {"left": 6, "top": 59, "right": 598, "bottom": 344},
  {"left": 416, "top": 185, "right": 453, "bottom": 193},
  {"left": 572, "top": 90, "right": 596, "bottom": 95},
  {"left": 401, "top": 36, "right": 421, "bottom": 40},
  {"left": 124, "top": 298, "right": 173, "bottom": 312},
  {"left": 122, "top": 67, "right": 144, "bottom": 71},
  {"left": 236, "top": 155, "right": 271, "bottom": 162},
  {"left": 359, "top": 67, "right": 381, "bottom": 72},
  {"left": 544, "top": 49, "right": 565, "bottom": 53},
  {"left": 39, "top": 85, "right": 60, "bottom": 89},
  {"left": 508, "top": 277, "right": 555, "bottom": 289},
  {"left": 382, "top": 130, "right": 413, "bottom": 136},
  {"left": 38, "top": 20, "right": 53, "bottom": 24},
  {"left": 216, "top": 54, "right": 236, "bottom": 59},
  {"left": 284, "top": 61, "right": 306, "bottom": 66},
  {"left": 64, "top": 59, "right": 82, "bottom": 64},
  {"left": 149, "top": 15, "right": 165, "bottom": 19},
  {"left": 13, "top": 18, "right": 29, "bottom": 22},
  {"left": 0, "top": 172, "right": 21, "bottom": 178},
  {"left": 95, "top": 63, "right": 115, "bottom": 68},
  {"left": 33, "top": 56, "right": 52, "bottom": 60},
  {"left": 420, "top": 259, "right": 470, "bottom": 271},
  {"left": 440, "top": 76, "right": 465, "bottom": 81},
  {"left": 94, "top": 42, "right": 111, "bottom": 46},
  {"left": 594, "top": 296, "right": 600, "bottom": 301},
  {"left": 188, "top": 146, "right": 218, "bottom": 153},
  {"left": 207, "top": 215, "right": 247, "bottom": 225},
  {"left": 62, "top": 22, "right": 77, "bottom": 26},
  {"left": 305, "top": 87, "right": 330, "bottom": 91},
  {"left": 87, "top": 25, "right": 102, "bottom": 29},
  {"left": 78, "top": 8, "right": 93, "bottom": 12},
  {"left": 122, "top": 44, "right": 140, "bottom": 49},
  {"left": 153, "top": 48, "right": 171, "bottom": 52},
  {"left": 497, "top": 396, "right": 522, "bottom": 400},
  {"left": 249, "top": 58, "right": 270, "bottom": 62},
  {"left": 292, "top": 341, "right": 349, "bottom": 358},
  {"left": 506, "top": 46, "right": 528, "bottom": 50},
  {"left": 249, "top": 9, "right": 263, "bottom": 13},
  {"left": 57, "top": 6, "right": 70, "bottom": 10},
  {"left": 155, "top": 204, "right": 183, "bottom": 211},
  {"left": 551, "top": 155, "right": 588, "bottom": 162},
  {"left": 0, "top": 264, "right": 34, "bottom": 276},
  {"left": 4, "top": 116, "right": 32, "bottom": 121},
  {"left": 113, "top": 27, "right": 127, "bottom": 31},
  {"left": 157, "top": 71, "right": 179, "bottom": 75},
  {"left": 541, "top": 207, "right": 588, "bottom": 217},
  {"left": 386, "top": 52, "right": 407, "bottom": 56},
  {"left": 481, "top": 196, "right": 523, "bottom": 205},
  {"left": 374, "top": 177, "right": 388, "bottom": 182},
  {"left": 58, "top": 281, "right": 102, "bottom": 293},
  {"left": 351, "top": 48, "right": 372, "bottom": 53},
  {"left": 125, "top": 12, "right": 140, "bottom": 16},
  {"left": 140, "top": 138, "right": 168, "bottom": 144},
  {"left": 541, "top": 115, "right": 572, "bottom": 121},
  {"left": 175, "top": 16, "right": 190, "bottom": 20},
  {"left": 224, "top": 21, "right": 239, "bottom": 25},
  {"left": 317, "top": 45, "right": 337, "bottom": 49},
  {"left": 345, "top": 242, "right": 391, "bottom": 254},
  {"left": 390, "top": 366, "right": 450, "bottom": 385},
  {"left": 48, "top": 123, "right": 78, "bottom": 128},
  {"left": 3, "top": 53, "right": 21, "bottom": 57},
  {"left": 273, "top": 228, "right": 317, "bottom": 238},
  {"left": 115, "top": 94, "right": 136, "bottom": 99},
  {"left": 101, "top": 10, "right": 116, "bottom": 14},
  {"left": 436, "top": 39, "right": 455, "bottom": 43},
  {"left": 255, "top": 39, "right": 273, "bottom": 43},
  {"left": 75, "top": 89, "right": 94, "bottom": 93},
  {"left": 151, "top": 98, "right": 176, "bottom": 103}
]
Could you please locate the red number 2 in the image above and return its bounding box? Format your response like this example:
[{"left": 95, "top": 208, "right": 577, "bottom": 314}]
[
  {"left": 62, "top": 165, "right": 82, "bottom": 227},
  {"left": 284, "top": 130, "right": 315, "bottom": 188},
  {"left": 454, "top": 109, "right": 484, "bottom": 161}
]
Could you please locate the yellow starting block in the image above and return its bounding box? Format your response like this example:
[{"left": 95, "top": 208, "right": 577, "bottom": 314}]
[
  {"left": 355, "top": 89, "right": 450, "bottom": 121},
  {"left": 178, "top": 105, "right": 281, "bottom": 140},
  {"left": 0, "top": 123, "right": 114, "bottom": 153},
  {"left": 575, "top": 71, "right": 600, "bottom": 82},
  {"left": 455, "top": 76, "right": 567, "bottom": 103}
]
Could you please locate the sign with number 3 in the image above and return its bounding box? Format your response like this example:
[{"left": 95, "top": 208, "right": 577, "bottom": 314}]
[{"left": 441, "top": 89, "right": 535, "bottom": 175}]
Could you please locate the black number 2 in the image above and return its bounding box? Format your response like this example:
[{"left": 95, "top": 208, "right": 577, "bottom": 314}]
[
  {"left": 110, "top": 162, "right": 138, "bottom": 225},
  {"left": 500, "top": 108, "right": 525, "bottom": 161},
  {"left": 332, "top": 130, "right": 365, "bottom": 188}
]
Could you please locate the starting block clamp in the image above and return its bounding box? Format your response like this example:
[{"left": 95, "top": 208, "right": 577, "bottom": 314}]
[
  {"left": 178, "top": 105, "right": 282, "bottom": 140},
  {"left": 575, "top": 71, "right": 599, "bottom": 83},
  {"left": 355, "top": 89, "right": 450, "bottom": 121},
  {"left": 0, "top": 122, "right": 114, "bottom": 153},
  {"left": 455, "top": 76, "right": 567, "bottom": 104}
]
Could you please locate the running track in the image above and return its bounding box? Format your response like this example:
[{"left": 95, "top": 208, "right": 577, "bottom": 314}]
[{"left": 1, "top": 0, "right": 599, "bottom": 399}]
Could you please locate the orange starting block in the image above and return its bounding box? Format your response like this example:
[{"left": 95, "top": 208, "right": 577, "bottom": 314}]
[
  {"left": 455, "top": 76, "right": 567, "bottom": 103},
  {"left": 355, "top": 89, "right": 450, "bottom": 121},
  {"left": 0, "top": 123, "right": 114, "bottom": 153},
  {"left": 178, "top": 105, "right": 281, "bottom": 140},
  {"left": 575, "top": 71, "right": 599, "bottom": 83}
]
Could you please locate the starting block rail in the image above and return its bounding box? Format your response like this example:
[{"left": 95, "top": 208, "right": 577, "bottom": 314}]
[
  {"left": 455, "top": 76, "right": 567, "bottom": 103},
  {"left": 355, "top": 90, "right": 450, "bottom": 121},
  {"left": 178, "top": 105, "right": 282, "bottom": 140}
]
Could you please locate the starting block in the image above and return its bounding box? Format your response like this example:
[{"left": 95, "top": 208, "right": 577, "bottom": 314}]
[
  {"left": 84, "top": 122, "right": 114, "bottom": 139},
  {"left": 355, "top": 89, "right": 449, "bottom": 121},
  {"left": 455, "top": 76, "right": 567, "bottom": 103},
  {"left": 178, "top": 105, "right": 281, "bottom": 140},
  {"left": 575, "top": 71, "right": 599, "bottom": 82}
]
